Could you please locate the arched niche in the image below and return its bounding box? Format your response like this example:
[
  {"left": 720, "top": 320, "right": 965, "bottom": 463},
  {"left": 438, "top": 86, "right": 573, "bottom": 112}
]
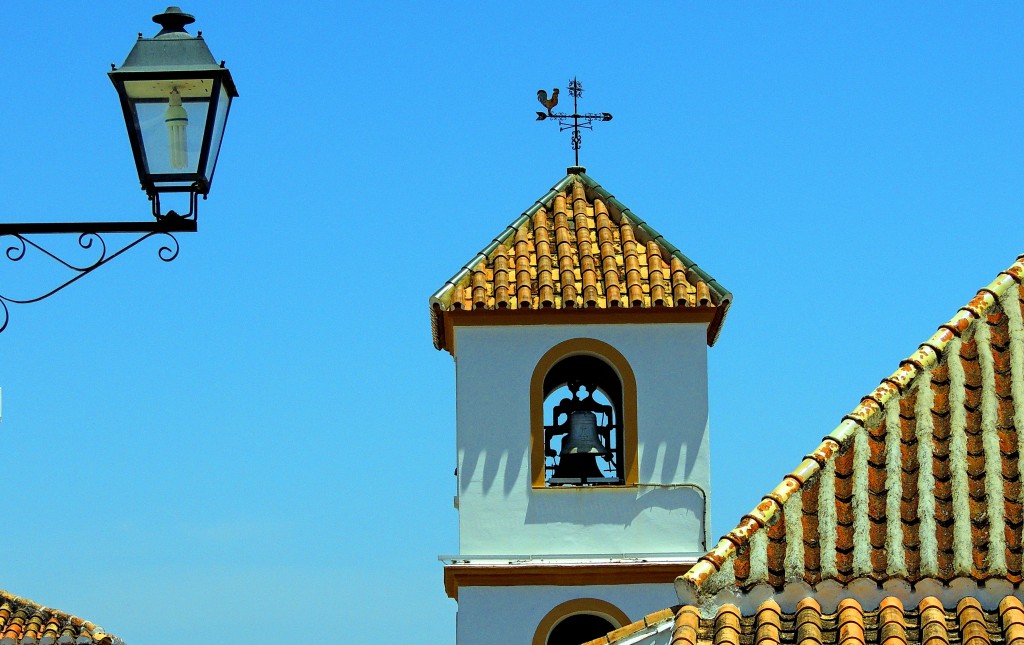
[
  {"left": 531, "top": 598, "right": 630, "bottom": 645},
  {"left": 530, "top": 338, "right": 638, "bottom": 488}
]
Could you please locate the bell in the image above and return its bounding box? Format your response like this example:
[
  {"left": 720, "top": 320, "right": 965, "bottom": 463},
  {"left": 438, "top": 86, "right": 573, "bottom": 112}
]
[
  {"left": 553, "top": 411, "right": 610, "bottom": 480},
  {"left": 560, "top": 411, "right": 610, "bottom": 456}
]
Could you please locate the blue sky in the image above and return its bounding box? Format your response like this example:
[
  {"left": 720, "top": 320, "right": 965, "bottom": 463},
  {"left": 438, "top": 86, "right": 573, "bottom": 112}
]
[{"left": 1, "top": 3, "right": 1022, "bottom": 643}]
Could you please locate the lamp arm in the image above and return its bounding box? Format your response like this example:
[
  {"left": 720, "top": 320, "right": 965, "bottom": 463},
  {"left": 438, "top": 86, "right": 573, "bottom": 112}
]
[{"left": 0, "top": 230, "right": 181, "bottom": 333}]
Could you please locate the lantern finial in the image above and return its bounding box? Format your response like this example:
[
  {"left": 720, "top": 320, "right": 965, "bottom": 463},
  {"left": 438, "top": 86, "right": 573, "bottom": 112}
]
[{"left": 152, "top": 7, "right": 196, "bottom": 37}]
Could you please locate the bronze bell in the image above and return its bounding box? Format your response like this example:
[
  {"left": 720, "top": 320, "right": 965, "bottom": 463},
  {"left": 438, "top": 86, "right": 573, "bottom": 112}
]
[
  {"left": 553, "top": 411, "right": 610, "bottom": 480},
  {"left": 560, "top": 411, "right": 610, "bottom": 456}
]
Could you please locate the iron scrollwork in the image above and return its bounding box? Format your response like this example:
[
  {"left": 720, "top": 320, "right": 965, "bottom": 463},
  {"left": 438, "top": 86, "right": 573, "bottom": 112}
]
[{"left": 0, "top": 229, "right": 181, "bottom": 333}]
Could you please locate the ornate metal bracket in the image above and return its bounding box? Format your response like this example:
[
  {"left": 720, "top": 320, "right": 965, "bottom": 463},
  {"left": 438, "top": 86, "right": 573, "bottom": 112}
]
[
  {"left": 536, "top": 78, "right": 613, "bottom": 166},
  {"left": 0, "top": 216, "right": 196, "bottom": 333}
]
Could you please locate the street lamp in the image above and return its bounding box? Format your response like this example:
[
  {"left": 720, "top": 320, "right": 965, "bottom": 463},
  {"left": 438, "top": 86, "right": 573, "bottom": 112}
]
[
  {"left": 0, "top": 6, "right": 238, "bottom": 332},
  {"left": 109, "top": 6, "right": 237, "bottom": 219}
]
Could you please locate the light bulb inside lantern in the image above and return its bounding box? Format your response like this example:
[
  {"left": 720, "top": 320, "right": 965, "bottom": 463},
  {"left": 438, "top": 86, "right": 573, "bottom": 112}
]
[{"left": 165, "top": 88, "right": 189, "bottom": 169}]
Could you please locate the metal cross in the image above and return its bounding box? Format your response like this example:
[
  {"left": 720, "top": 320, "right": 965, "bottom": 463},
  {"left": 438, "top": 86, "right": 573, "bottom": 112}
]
[{"left": 536, "top": 78, "right": 613, "bottom": 167}]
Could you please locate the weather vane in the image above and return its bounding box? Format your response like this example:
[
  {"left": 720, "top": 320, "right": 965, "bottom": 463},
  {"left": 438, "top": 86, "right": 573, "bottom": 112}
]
[{"left": 536, "top": 78, "right": 613, "bottom": 167}]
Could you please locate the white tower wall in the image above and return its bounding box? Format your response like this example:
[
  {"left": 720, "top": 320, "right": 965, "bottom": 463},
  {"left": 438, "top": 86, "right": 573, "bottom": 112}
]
[{"left": 453, "top": 322, "right": 711, "bottom": 557}]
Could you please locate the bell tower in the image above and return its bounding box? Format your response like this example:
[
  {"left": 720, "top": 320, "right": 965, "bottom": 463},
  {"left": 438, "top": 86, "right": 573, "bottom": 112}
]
[{"left": 430, "top": 168, "right": 730, "bottom": 645}]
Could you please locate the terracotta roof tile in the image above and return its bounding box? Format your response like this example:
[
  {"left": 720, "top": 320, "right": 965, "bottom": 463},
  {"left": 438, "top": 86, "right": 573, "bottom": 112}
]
[
  {"left": 713, "top": 605, "right": 741, "bottom": 645},
  {"left": 838, "top": 598, "right": 866, "bottom": 645},
  {"left": 877, "top": 597, "right": 907, "bottom": 645},
  {"left": 1000, "top": 597, "right": 1024, "bottom": 645},
  {"left": 957, "top": 598, "right": 989, "bottom": 645},
  {"left": 673, "top": 606, "right": 700, "bottom": 645},
  {"left": 754, "top": 600, "right": 782, "bottom": 645},
  {"left": 919, "top": 597, "right": 950, "bottom": 645},
  {"left": 429, "top": 171, "right": 731, "bottom": 352},
  {"left": 795, "top": 598, "right": 823, "bottom": 645},
  {"left": 678, "top": 254, "right": 1024, "bottom": 605}
]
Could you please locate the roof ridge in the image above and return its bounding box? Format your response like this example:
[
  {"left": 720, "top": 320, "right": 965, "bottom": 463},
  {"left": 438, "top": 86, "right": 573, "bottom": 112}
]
[{"left": 678, "top": 253, "right": 1024, "bottom": 601}]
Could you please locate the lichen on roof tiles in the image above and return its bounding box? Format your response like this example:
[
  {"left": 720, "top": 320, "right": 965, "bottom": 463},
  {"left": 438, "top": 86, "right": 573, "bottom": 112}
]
[
  {"left": 677, "top": 254, "right": 1024, "bottom": 610},
  {"left": 429, "top": 170, "right": 731, "bottom": 352}
]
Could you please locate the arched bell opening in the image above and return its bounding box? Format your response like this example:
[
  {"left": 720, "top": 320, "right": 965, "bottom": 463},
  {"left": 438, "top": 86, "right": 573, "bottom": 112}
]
[
  {"left": 530, "top": 339, "right": 638, "bottom": 489},
  {"left": 542, "top": 355, "right": 624, "bottom": 486}
]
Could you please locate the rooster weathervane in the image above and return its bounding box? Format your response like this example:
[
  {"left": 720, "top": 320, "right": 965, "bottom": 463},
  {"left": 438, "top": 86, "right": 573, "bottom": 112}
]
[{"left": 536, "top": 78, "right": 613, "bottom": 167}]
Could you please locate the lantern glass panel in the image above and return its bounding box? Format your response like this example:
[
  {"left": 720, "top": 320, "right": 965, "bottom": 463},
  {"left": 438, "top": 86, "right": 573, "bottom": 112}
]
[
  {"left": 123, "top": 79, "right": 212, "bottom": 183},
  {"left": 201, "top": 83, "right": 232, "bottom": 187}
]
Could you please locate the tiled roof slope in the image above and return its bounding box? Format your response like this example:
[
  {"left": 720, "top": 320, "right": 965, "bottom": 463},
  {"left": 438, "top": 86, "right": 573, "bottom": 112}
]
[
  {"left": 587, "top": 595, "right": 1024, "bottom": 645},
  {"left": 677, "top": 254, "right": 1024, "bottom": 611},
  {"left": 0, "top": 588, "right": 121, "bottom": 644},
  {"left": 429, "top": 170, "right": 732, "bottom": 352}
]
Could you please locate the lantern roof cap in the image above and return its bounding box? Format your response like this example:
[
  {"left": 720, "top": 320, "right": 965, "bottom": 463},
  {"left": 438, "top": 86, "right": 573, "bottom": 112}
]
[
  {"left": 153, "top": 6, "right": 195, "bottom": 37},
  {"left": 111, "top": 6, "right": 228, "bottom": 76}
]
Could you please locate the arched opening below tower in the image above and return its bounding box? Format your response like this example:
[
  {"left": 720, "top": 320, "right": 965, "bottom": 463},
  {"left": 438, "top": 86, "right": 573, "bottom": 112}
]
[{"left": 546, "top": 613, "right": 616, "bottom": 645}]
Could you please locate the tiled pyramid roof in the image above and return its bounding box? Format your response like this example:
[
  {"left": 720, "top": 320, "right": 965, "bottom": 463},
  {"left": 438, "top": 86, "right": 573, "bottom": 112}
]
[
  {"left": 0, "top": 588, "right": 121, "bottom": 644},
  {"left": 429, "top": 169, "right": 731, "bottom": 352},
  {"left": 679, "top": 255, "right": 1024, "bottom": 610}
]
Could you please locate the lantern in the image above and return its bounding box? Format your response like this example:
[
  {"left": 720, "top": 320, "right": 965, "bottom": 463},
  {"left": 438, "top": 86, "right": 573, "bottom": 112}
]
[{"left": 109, "top": 7, "right": 237, "bottom": 214}]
